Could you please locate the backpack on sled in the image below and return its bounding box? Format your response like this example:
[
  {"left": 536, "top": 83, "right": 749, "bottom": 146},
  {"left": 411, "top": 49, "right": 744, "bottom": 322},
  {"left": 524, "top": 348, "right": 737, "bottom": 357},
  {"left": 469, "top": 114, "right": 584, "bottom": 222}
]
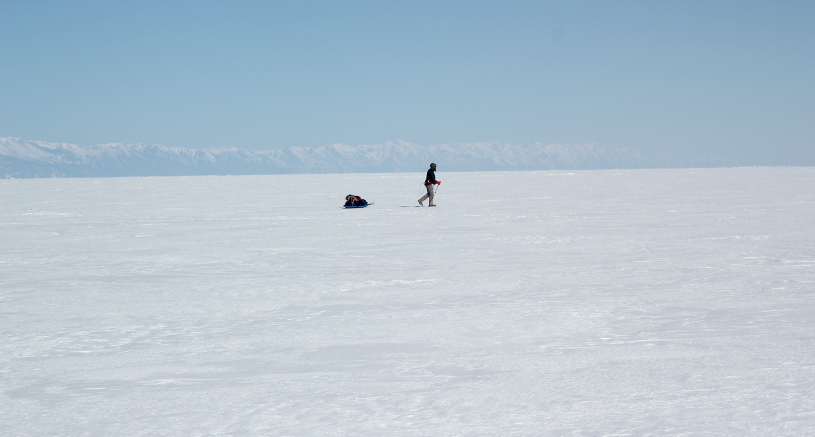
[{"left": 343, "top": 194, "right": 369, "bottom": 208}]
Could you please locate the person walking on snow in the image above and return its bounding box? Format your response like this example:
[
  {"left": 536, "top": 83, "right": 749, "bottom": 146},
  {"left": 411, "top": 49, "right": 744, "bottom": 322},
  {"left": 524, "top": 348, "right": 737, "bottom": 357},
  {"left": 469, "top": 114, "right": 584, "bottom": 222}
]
[{"left": 418, "top": 163, "right": 440, "bottom": 206}]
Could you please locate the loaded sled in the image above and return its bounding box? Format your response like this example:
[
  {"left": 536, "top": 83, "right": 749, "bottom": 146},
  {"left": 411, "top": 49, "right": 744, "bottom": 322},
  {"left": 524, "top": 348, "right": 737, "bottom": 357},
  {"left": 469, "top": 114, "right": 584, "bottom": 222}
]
[{"left": 343, "top": 194, "right": 370, "bottom": 208}]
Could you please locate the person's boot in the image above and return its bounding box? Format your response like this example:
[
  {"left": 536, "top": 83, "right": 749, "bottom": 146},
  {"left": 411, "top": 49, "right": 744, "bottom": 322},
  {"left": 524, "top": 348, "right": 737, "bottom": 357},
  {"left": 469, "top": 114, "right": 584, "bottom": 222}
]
[{"left": 418, "top": 199, "right": 423, "bottom": 206}]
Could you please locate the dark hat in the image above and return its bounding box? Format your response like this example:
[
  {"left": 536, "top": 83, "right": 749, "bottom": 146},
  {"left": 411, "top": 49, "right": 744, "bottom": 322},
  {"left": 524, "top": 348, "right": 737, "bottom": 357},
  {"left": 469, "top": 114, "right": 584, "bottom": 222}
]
[{"left": 430, "top": 163, "right": 436, "bottom": 168}]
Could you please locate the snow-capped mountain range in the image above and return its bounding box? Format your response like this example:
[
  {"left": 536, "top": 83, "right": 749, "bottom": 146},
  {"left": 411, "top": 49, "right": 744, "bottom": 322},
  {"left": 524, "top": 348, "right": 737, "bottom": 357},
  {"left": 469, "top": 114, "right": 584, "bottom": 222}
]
[{"left": 1, "top": 137, "right": 656, "bottom": 178}]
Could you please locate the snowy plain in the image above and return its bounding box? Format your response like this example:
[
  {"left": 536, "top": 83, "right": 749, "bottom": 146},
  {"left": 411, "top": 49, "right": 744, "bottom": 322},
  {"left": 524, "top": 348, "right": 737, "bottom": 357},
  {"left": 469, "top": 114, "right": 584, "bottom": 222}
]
[{"left": 2, "top": 167, "right": 815, "bottom": 436}]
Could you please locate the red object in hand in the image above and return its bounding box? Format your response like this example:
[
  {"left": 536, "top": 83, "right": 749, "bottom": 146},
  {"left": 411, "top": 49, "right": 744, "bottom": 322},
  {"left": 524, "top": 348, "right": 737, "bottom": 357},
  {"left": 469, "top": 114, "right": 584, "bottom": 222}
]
[{"left": 436, "top": 181, "right": 441, "bottom": 185}]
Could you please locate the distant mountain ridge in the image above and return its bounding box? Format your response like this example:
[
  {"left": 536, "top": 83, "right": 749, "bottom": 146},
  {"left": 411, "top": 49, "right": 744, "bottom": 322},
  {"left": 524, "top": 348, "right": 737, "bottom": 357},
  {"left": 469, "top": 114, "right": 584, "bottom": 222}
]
[{"left": 1, "top": 137, "right": 652, "bottom": 178}]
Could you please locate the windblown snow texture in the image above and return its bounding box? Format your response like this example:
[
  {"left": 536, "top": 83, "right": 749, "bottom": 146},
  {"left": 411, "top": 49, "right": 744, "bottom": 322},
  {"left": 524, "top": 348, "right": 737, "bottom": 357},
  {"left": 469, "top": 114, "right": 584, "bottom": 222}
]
[
  {"left": 2, "top": 167, "right": 814, "bottom": 435},
  {"left": 0, "top": 137, "right": 651, "bottom": 178}
]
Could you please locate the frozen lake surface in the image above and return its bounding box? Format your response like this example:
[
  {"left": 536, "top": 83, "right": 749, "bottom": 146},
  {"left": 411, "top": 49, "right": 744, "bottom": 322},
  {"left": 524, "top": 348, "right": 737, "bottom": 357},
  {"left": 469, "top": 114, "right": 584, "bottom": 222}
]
[{"left": 2, "top": 167, "right": 815, "bottom": 436}]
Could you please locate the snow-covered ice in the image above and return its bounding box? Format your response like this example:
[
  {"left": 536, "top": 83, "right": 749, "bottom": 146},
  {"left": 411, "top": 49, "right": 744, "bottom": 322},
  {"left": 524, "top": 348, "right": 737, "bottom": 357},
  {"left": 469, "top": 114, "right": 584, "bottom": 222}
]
[{"left": 2, "top": 167, "right": 814, "bottom": 436}]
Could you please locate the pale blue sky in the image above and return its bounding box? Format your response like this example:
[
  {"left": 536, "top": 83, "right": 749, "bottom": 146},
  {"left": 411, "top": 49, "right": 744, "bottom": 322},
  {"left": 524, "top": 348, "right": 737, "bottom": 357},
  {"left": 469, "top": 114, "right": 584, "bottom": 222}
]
[{"left": 2, "top": 0, "right": 813, "bottom": 163}]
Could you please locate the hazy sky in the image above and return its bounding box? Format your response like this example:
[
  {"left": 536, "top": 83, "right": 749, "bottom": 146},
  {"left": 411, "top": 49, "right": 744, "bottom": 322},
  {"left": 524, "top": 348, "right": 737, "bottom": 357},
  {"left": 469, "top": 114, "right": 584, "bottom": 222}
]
[{"left": 2, "top": 0, "right": 813, "bottom": 162}]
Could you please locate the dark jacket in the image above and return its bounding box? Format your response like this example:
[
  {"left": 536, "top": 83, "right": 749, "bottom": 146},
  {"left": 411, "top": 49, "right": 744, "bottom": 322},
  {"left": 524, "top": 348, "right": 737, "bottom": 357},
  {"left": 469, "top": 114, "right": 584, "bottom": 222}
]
[{"left": 425, "top": 168, "right": 436, "bottom": 185}]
